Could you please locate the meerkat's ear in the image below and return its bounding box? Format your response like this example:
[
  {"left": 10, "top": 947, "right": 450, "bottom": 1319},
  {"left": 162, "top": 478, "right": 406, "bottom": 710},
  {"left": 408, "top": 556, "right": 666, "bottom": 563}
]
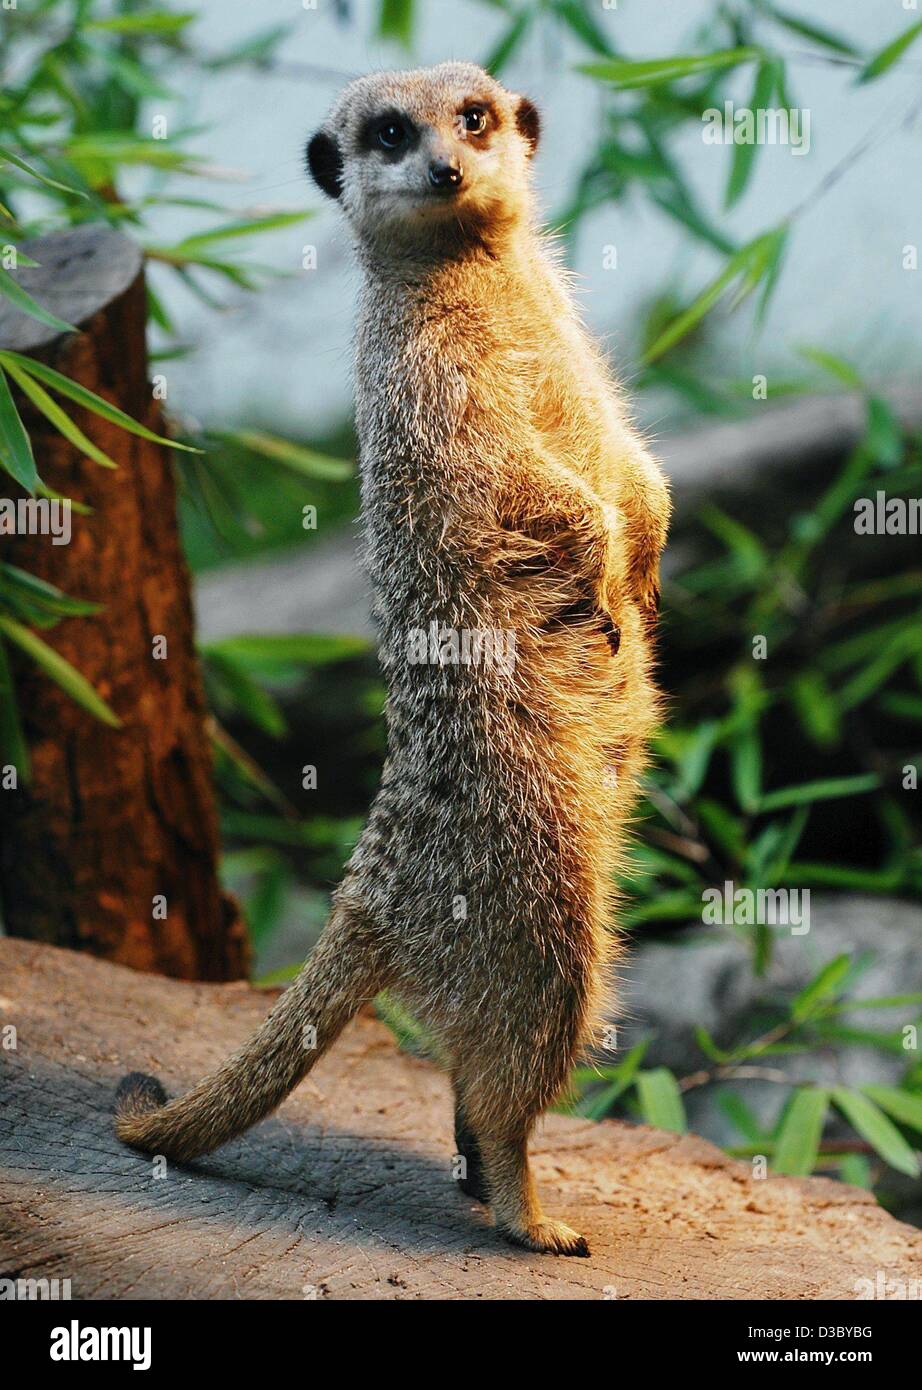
[
  {"left": 515, "top": 97, "right": 540, "bottom": 157},
  {"left": 306, "top": 130, "right": 344, "bottom": 199}
]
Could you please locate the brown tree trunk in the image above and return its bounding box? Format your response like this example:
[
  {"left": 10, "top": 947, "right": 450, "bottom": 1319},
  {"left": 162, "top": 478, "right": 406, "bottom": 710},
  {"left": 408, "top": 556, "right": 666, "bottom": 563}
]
[{"left": 0, "top": 226, "right": 248, "bottom": 980}]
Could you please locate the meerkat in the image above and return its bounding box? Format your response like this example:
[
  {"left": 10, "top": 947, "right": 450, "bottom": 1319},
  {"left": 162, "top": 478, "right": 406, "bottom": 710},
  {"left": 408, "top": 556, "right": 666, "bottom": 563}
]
[{"left": 115, "top": 61, "right": 670, "bottom": 1257}]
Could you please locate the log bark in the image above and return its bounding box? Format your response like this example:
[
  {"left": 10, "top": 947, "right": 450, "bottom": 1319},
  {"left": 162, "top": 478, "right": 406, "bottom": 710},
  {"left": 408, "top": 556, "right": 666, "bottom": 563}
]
[
  {"left": 0, "top": 226, "right": 247, "bottom": 981},
  {"left": 1, "top": 938, "right": 920, "bottom": 1301}
]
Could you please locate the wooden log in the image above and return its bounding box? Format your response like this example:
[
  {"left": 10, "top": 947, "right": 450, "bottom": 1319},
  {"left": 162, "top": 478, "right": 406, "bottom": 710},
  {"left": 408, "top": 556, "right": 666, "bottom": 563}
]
[
  {"left": 1, "top": 937, "right": 920, "bottom": 1300},
  {"left": 0, "top": 226, "right": 248, "bottom": 981}
]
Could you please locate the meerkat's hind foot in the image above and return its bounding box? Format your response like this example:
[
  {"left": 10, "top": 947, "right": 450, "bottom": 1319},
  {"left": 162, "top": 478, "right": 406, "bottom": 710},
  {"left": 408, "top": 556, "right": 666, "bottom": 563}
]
[{"left": 500, "top": 1217, "right": 590, "bottom": 1258}]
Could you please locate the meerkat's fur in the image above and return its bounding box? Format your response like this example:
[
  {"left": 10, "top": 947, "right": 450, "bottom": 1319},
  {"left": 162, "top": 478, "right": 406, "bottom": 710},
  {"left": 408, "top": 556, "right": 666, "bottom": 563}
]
[{"left": 115, "top": 62, "right": 670, "bottom": 1257}]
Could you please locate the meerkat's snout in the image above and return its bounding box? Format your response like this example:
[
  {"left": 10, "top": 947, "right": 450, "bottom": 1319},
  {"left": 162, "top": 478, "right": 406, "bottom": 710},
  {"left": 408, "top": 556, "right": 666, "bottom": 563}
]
[{"left": 428, "top": 154, "right": 464, "bottom": 193}]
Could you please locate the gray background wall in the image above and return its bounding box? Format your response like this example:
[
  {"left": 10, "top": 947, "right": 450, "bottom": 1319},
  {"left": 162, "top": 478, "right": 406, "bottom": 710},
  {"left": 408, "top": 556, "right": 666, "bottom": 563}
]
[{"left": 144, "top": 0, "right": 921, "bottom": 435}]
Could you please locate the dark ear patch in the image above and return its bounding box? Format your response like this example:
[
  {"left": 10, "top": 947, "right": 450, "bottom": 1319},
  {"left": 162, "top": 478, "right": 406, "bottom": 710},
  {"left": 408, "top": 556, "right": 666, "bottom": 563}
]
[
  {"left": 515, "top": 97, "right": 540, "bottom": 156},
  {"left": 306, "top": 130, "right": 343, "bottom": 199}
]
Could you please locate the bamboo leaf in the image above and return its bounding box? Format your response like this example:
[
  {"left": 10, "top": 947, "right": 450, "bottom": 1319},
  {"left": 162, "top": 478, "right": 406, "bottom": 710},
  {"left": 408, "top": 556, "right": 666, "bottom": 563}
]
[
  {"left": 210, "top": 429, "right": 351, "bottom": 480},
  {"left": 0, "top": 352, "right": 201, "bottom": 453},
  {"left": 796, "top": 344, "right": 863, "bottom": 389},
  {"left": 790, "top": 955, "right": 851, "bottom": 1023},
  {"left": 0, "top": 365, "right": 39, "bottom": 493},
  {"left": 0, "top": 144, "right": 87, "bottom": 198},
  {"left": 862, "top": 1085, "right": 922, "bottom": 1135},
  {"left": 378, "top": 0, "right": 415, "bottom": 48},
  {"left": 773, "top": 1088, "right": 828, "bottom": 1175},
  {"left": 832, "top": 1088, "right": 920, "bottom": 1176},
  {"left": 484, "top": 8, "right": 533, "bottom": 74},
  {"left": 0, "top": 616, "right": 121, "bottom": 728},
  {"left": 173, "top": 211, "right": 313, "bottom": 252},
  {"left": 758, "top": 773, "right": 879, "bottom": 813},
  {"left": 0, "top": 266, "right": 76, "bottom": 336},
  {"left": 765, "top": 7, "right": 859, "bottom": 57},
  {"left": 858, "top": 18, "right": 922, "bottom": 83},
  {"left": 579, "top": 48, "right": 760, "bottom": 89},
  {"left": 725, "top": 60, "right": 778, "bottom": 210},
  {"left": 730, "top": 729, "right": 762, "bottom": 813},
  {"left": 86, "top": 11, "right": 196, "bottom": 34},
  {"left": 636, "top": 1068, "right": 687, "bottom": 1133},
  {"left": 643, "top": 229, "right": 785, "bottom": 363},
  {"left": 2, "top": 358, "right": 117, "bottom": 469}
]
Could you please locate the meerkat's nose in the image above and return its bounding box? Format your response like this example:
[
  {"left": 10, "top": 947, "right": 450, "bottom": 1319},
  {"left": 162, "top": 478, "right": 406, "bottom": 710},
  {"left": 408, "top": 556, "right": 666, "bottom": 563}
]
[{"left": 428, "top": 158, "right": 464, "bottom": 191}]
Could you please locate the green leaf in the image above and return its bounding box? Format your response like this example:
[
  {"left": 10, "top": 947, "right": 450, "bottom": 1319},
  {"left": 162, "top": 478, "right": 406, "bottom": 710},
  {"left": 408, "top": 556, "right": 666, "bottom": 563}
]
[
  {"left": 636, "top": 1068, "right": 687, "bottom": 1133},
  {"left": 718, "top": 1091, "right": 767, "bottom": 1144},
  {"left": 205, "top": 650, "right": 287, "bottom": 738},
  {"left": 173, "top": 211, "right": 313, "bottom": 253},
  {"left": 765, "top": 7, "right": 859, "bottom": 57},
  {"left": 1, "top": 358, "right": 117, "bottom": 469},
  {"left": 86, "top": 11, "right": 195, "bottom": 34},
  {"left": 0, "top": 266, "right": 76, "bottom": 337},
  {"left": 725, "top": 60, "right": 778, "bottom": 210},
  {"left": 0, "top": 616, "right": 121, "bottom": 728},
  {"left": 550, "top": 0, "right": 615, "bottom": 57},
  {"left": 643, "top": 228, "right": 785, "bottom": 363},
  {"left": 858, "top": 18, "right": 922, "bottom": 83},
  {"left": 378, "top": 0, "right": 415, "bottom": 47},
  {"left": 758, "top": 773, "right": 879, "bottom": 813},
  {"left": 788, "top": 670, "right": 840, "bottom": 748},
  {"left": 244, "top": 858, "right": 292, "bottom": 945},
  {"left": 699, "top": 504, "right": 767, "bottom": 578},
  {"left": 865, "top": 396, "right": 903, "bottom": 468},
  {"left": 0, "top": 145, "right": 87, "bottom": 198},
  {"left": 484, "top": 7, "right": 533, "bottom": 74},
  {"left": 210, "top": 429, "right": 351, "bottom": 480},
  {"left": 669, "top": 720, "right": 720, "bottom": 800},
  {"left": 694, "top": 1025, "right": 734, "bottom": 1064},
  {"left": 839, "top": 1154, "right": 873, "bottom": 1189},
  {"left": 796, "top": 344, "right": 863, "bottom": 389},
  {"left": 697, "top": 798, "right": 746, "bottom": 863},
  {"left": 730, "top": 729, "right": 762, "bottom": 813},
  {"left": 862, "top": 1085, "right": 922, "bottom": 1135},
  {"left": 831, "top": 1088, "right": 920, "bottom": 1177},
  {"left": 0, "top": 352, "right": 201, "bottom": 453},
  {"left": 201, "top": 634, "right": 370, "bottom": 676},
  {"left": 572, "top": 1040, "right": 650, "bottom": 1119},
  {"left": 0, "top": 365, "right": 39, "bottom": 493},
  {"left": 0, "top": 563, "right": 99, "bottom": 624},
  {"left": 790, "top": 955, "right": 851, "bottom": 1024},
  {"left": 773, "top": 1088, "right": 828, "bottom": 1175},
  {"left": 578, "top": 47, "right": 760, "bottom": 89}
]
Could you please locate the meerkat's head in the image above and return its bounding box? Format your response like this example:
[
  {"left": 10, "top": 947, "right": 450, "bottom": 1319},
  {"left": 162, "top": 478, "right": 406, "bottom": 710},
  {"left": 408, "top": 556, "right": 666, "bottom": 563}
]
[{"left": 306, "top": 62, "right": 540, "bottom": 257}]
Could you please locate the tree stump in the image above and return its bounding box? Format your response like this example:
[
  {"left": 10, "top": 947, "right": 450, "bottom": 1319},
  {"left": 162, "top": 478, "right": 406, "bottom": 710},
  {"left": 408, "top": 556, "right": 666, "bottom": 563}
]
[
  {"left": 2, "top": 938, "right": 920, "bottom": 1301},
  {"left": 0, "top": 226, "right": 247, "bottom": 980}
]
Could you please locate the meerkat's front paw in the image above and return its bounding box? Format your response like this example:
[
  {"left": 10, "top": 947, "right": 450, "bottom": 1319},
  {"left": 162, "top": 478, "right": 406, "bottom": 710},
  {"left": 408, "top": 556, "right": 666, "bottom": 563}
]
[{"left": 500, "top": 1217, "right": 590, "bottom": 1257}]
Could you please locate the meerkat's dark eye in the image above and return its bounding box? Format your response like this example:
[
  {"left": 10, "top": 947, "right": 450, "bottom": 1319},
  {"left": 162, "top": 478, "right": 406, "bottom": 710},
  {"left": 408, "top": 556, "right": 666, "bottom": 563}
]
[
  {"left": 376, "top": 119, "right": 407, "bottom": 150},
  {"left": 462, "top": 108, "right": 487, "bottom": 134}
]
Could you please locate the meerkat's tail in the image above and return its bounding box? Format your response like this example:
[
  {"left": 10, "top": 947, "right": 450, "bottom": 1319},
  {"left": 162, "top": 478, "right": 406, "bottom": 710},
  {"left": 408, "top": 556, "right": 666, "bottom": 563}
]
[{"left": 114, "top": 904, "right": 380, "bottom": 1162}]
